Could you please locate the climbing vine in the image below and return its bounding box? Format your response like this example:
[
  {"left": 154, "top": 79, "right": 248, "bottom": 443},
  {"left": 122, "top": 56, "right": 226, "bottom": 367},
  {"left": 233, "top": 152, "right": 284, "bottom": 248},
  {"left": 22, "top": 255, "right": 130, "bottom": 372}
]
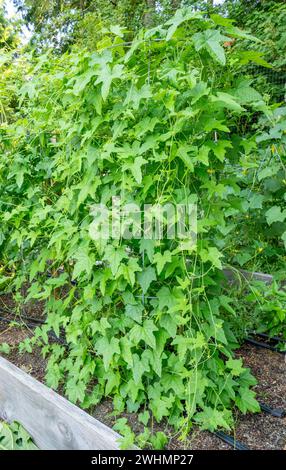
[{"left": 0, "top": 9, "right": 275, "bottom": 446}]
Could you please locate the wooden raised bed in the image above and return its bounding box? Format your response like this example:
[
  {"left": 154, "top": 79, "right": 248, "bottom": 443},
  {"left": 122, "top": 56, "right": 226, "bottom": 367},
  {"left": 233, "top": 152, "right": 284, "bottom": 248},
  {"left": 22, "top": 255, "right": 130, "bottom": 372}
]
[
  {"left": 223, "top": 268, "right": 275, "bottom": 285},
  {"left": 0, "top": 356, "right": 121, "bottom": 450}
]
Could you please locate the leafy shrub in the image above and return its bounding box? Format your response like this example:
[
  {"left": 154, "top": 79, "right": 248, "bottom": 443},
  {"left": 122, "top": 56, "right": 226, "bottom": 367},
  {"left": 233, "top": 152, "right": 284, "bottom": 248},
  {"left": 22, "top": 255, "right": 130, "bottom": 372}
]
[{"left": 221, "top": 279, "right": 286, "bottom": 346}]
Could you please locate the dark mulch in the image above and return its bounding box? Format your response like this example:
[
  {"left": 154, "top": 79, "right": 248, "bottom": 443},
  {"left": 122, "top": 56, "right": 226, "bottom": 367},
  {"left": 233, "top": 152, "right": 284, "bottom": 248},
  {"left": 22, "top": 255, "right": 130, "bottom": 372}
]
[
  {"left": 0, "top": 288, "right": 45, "bottom": 320},
  {"left": 0, "top": 325, "right": 47, "bottom": 382},
  {"left": 0, "top": 301, "right": 285, "bottom": 450},
  {"left": 236, "top": 344, "right": 286, "bottom": 409}
]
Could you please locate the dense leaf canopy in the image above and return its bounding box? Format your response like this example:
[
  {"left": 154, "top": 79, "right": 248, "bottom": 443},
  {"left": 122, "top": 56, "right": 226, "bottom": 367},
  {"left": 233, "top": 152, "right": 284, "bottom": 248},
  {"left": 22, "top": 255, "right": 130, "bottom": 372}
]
[{"left": 0, "top": 1, "right": 285, "bottom": 449}]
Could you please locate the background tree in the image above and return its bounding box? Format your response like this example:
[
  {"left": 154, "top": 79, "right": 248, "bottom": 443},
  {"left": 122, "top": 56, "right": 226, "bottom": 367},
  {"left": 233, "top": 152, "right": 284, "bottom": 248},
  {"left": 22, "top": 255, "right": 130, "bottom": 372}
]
[
  {"left": 12, "top": 0, "right": 220, "bottom": 50},
  {"left": 10, "top": 0, "right": 286, "bottom": 98},
  {"left": 1, "top": 0, "right": 19, "bottom": 48},
  {"left": 13, "top": 0, "right": 157, "bottom": 50},
  {"left": 0, "top": 1, "right": 22, "bottom": 126}
]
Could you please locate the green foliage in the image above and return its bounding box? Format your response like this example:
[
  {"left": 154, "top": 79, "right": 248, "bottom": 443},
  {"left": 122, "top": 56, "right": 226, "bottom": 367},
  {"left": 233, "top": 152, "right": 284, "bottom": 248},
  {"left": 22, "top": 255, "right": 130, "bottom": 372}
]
[
  {"left": 226, "top": 0, "right": 286, "bottom": 67},
  {"left": 0, "top": 9, "right": 270, "bottom": 446},
  {"left": 225, "top": 0, "right": 286, "bottom": 100},
  {"left": 0, "top": 342, "right": 11, "bottom": 354},
  {"left": 13, "top": 0, "right": 162, "bottom": 50},
  {"left": 0, "top": 421, "right": 38, "bottom": 450},
  {"left": 0, "top": 1, "right": 20, "bottom": 49},
  {"left": 225, "top": 106, "right": 286, "bottom": 275},
  {"left": 225, "top": 280, "right": 286, "bottom": 347},
  {"left": 12, "top": 1, "right": 227, "bottom": 51}
]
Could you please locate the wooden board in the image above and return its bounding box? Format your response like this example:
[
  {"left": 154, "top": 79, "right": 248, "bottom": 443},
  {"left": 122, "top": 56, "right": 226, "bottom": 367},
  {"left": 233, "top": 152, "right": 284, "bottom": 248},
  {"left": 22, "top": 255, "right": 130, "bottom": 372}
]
[
  {"left": 223, "top": 268, "right": 274, "bottom": 285},
  {"left": 0, "top": 356, "right": 121, "bottom": 450}
]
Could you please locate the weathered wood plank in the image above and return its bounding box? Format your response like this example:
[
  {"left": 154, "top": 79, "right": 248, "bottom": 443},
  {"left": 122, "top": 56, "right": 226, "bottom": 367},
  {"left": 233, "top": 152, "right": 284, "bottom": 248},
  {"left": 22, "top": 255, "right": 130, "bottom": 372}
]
[
  {"left": 223, "top": 268, "right": 274, "bottom": 285},
  {"left": 0, "top": 356, "right": 121, "bottom": 450}
]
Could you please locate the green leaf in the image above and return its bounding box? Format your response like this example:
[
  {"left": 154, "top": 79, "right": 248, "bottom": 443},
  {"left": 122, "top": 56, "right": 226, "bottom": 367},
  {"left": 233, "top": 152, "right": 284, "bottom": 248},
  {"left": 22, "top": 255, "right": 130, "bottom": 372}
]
[
  {"left": 103, "top": 245, "right": 127, "bottom": 276},
  {"left": 0, "top": 343, "right": 11, "bottom": 354},
  {"left": 195, "top": 407, "right": 232, "bottom": 431},
  {"left": 210, "top": 14, "right": 235, "bottom": 27},
  {"left": 200, "top": 246, "right": 223, "bottom": 269},
  {"left": 258, "top": 164, "right": 280, "bottom": 181},
  {"left": 148, "top": 387, "right": 175, "bottom": 422},
  {"left": 94, "top": 337, "right": 120, "bottom": 371},
  {"left": 226, "top": 358, "right": 244, "bottom": 376},
  {"left": 16, "top": 169, "right": 25, "bottom": 188},
  {"left": 110, "top": 25, "right": 124, "bottom": 37},
  {"left": 134, "top": 117, "right": 159, "bottom": 138},
  {"left": 138, "top": 410, "right": 150, "bottom": 426},
  {"left": 248, "top": 194, "right": 264, "bottom": 209},
  {"left": 207, "top": 140, "right": 232, "bottom": 162},
  {"left": 132, "top": 353, "right": 150, "bottom": 384},
  {"left": 153, "top": 250, "right": 172, "bottom": 275},
  {"left": 176, "top": 144, "right": 194, "bottom": 171},
  {"left": 204, "top": 118, "right": 230, "bottom": 132},
  {"left": 0, "top": 422, "right": 14, "bottom": 450},
  {"left": 234, "top": 251, "right": 252, "bottom": 267},
  {"left": 12, "top": 422, "right": 38, "bottom": 450},
  {"left": 72, "top": 248, "right": 93, "bottom": 279},
  {"left": 219, "top": 296, "right": 236, "bottom": 315},
  {"left": 137, "top": 266, "right": 156, "bottom": 294},
  {"left": 160, "top": 313, "right": 177, "bottom": 337},
  {"left": 139, "top": 239, "right": 155, "bottom": 263},
  {"left": 189, "top": 81, "right": 210, "bottom": 104},
  {"left": 144, "top": 349, "right": 162, "bottom": 377},
  {"left": 193, "top": 29, "right": 229, "bottom": 65},
  {"left": 130, "top": 320, "right": 158, "bottom": 349},
  {"left": 120, "top": 337, "right": 133, "bottom": 367},
  {"left": 172, "top": 332, "right": 206, "bottom": 361},
  {"left": 236, "top": 388, "right": 260, "bottom": 414},
  {"left": 232, "top": 79, "right": 263, "bottom": 104},
  {"left": 265, "top": 206, "right": 286, "bottom": 225},
  {"left": 130, "top": 156, "right": 147, "bottom": 184},
  {"left": 161, "top": 371, "right": 185, "bottom": 395},
  {"left": 196, "top": 145, "right": 210, "bottom": 165},
  {"left": 157, "top": 286, "right": 177, "bottom": 311},
  {"left": 66, "top": 380, "right": 86, "bottom": 403},
  {"left": 0, "top": 421, "right": 38, "bottom": 450},
  {"left": 95, "top": 63, "right": 124, "bottom": 100},
  {"left": 124, "top": 84, "right": 152, "bottom": 109},
  {"left": 45, "top": 363, "right": 61, "bottom": 389},
  {"left": 105, "top": 370, "right": 120, "bottom": 395},
  {"left": 113, "top": 419, "right": 135, "bottom": 449},
  {"left": 142, "top": 320, "right": 158, "bottom": 349},
  {"left": 125, "top": 303, "right": 144, "bottom": 324},
  {"left": 238, "top": 51, "right": 271, "bottom": 68},
  {"left": 120, "top": 258, "right": 141, "bottom": 286},
  {"left": 165, "top": 8, "right": 202, "bottom": 41},
  {"left": 150, "top": 431, "right": 168, "bottom": 450},
  {"left": 210, "top": 92, "right": 244, "bottom": 112}
]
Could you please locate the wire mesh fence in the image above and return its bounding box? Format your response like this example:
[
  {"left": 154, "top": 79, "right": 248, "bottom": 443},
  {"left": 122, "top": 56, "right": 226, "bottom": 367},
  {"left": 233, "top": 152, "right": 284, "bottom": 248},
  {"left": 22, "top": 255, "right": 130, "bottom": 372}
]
[{"left": 243, "top": 64, "right": 286, "bottom": 102}]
